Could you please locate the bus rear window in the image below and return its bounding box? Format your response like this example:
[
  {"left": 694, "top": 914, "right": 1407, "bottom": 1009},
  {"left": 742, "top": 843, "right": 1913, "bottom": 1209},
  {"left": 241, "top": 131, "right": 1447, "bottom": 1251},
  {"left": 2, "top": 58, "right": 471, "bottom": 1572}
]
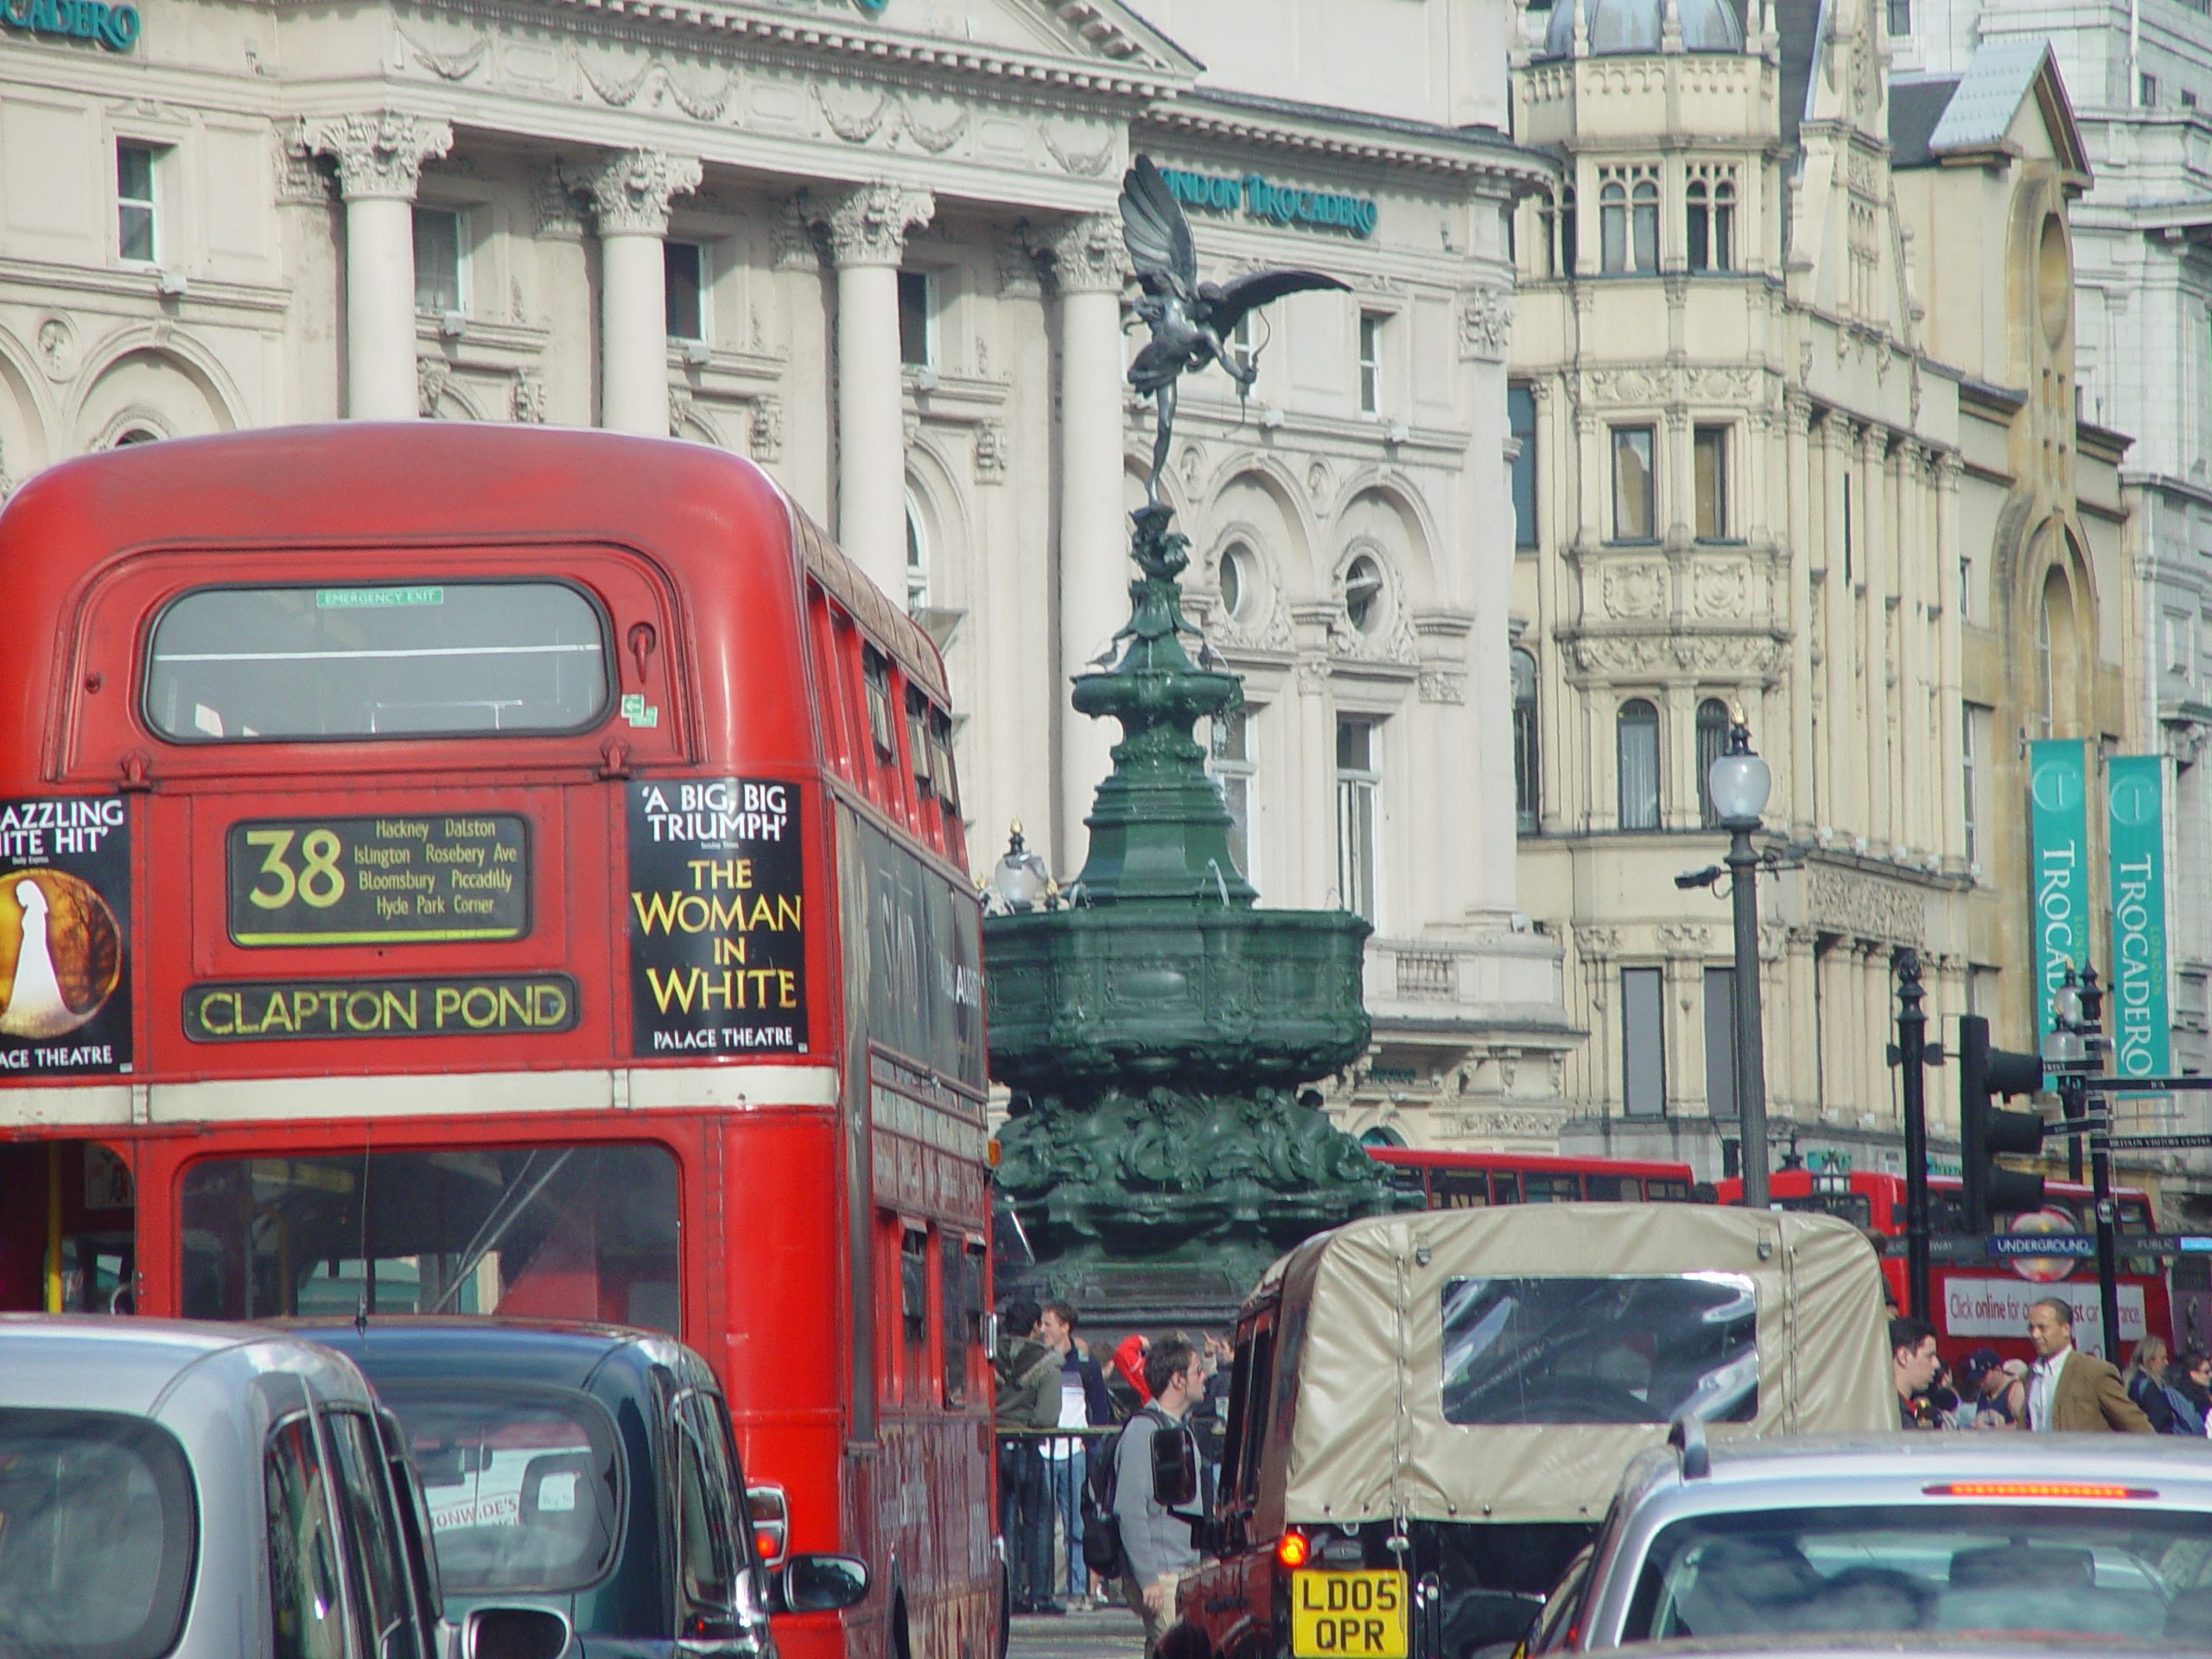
[
  {"left": 145, "top": 582, "right": 610, "bottom": 741},
  {"left": 1440, "top": 1274, "right": 1758, "bottom": 1425}
]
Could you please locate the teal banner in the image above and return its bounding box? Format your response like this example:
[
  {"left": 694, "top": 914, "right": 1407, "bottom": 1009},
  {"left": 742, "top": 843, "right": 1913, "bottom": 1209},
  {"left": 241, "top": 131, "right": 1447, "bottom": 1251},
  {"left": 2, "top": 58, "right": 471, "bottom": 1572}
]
[
  {"left": 2107, "top": 754, "right": 2171, "bottom": 1081},
  {"left": 2029, "top": 738, "right": 2090, "bottom": 1046}
]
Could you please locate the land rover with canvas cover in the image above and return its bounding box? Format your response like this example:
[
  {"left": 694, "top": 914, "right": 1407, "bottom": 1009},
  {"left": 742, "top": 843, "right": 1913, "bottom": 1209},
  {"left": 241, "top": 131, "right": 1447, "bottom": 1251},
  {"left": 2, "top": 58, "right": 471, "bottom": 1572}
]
[{"left": 1159, "top": 1205, "right": 1892, "bottom": 1659}]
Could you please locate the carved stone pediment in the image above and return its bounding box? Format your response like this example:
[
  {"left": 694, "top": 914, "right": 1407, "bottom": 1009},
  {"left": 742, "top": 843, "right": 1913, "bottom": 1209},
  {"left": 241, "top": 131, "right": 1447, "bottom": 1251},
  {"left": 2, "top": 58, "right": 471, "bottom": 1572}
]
[{"left": 1801, "top": 862, "right": 1927, "bottom": 947}]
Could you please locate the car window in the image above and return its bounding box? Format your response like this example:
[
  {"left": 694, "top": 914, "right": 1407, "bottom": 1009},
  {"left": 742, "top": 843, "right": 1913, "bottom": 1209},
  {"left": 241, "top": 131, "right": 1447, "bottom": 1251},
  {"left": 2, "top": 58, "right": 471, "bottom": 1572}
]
[
  {"left": 268, "top": 1414, "right": 359, "bottom": 1659},
  {"left": 673, "top": 1392, "right": 742, "bottom": 1637},
  {"left": 384, "top": 1384, "right": 621, "bottom": 1594},
  {"left": 1627, "top": 1503, "right": 2212, "bottom": 1645},
  {"left": 1440, "top": 1274, "right": 1757, "bottom": 1425},
  {"left": 325, "top": 1410, "right": 417, "bottom": 1659},
  {"left": 0, "top": 1408, "right": 198, "bottom": 1659},
  {"left": 1525, "top": 1546, "right": 1592, "bottom": 1654}
]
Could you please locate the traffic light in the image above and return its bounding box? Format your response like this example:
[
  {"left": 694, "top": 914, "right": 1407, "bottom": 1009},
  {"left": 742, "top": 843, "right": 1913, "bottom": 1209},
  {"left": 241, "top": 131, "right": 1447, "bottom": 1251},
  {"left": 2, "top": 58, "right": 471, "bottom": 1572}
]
[{"left": 1957, "top": 1014, "right": 2047, "bottom": 1235}]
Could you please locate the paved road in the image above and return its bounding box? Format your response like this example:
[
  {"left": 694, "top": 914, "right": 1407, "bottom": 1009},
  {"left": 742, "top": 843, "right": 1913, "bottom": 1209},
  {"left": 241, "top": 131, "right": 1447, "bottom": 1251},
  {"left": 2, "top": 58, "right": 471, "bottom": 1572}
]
[{"left": 1008, "top": 1606, "right": 1146, "bottom": 1659}]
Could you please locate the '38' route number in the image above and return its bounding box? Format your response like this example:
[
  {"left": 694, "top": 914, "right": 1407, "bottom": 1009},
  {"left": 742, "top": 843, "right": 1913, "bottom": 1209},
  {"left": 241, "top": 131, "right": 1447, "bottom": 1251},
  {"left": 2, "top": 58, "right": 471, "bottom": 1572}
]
[{"left": 244, "top": 827, "right": 348, "bottom": 910}]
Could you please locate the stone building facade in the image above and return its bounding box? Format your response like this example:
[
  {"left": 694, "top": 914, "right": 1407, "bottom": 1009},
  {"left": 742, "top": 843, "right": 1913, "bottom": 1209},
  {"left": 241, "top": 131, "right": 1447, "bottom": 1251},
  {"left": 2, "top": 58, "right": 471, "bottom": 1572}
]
[
  {"left": 1505, "top": 0, "right": 2135, "bottom": 1173},
  {"left": 0, "top": 0, "right": 1574, "bottom": 1129}
]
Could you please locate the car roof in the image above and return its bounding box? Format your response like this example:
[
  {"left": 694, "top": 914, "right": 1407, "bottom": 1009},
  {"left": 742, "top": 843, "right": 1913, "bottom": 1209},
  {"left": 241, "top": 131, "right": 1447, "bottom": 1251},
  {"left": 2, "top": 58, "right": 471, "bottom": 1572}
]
[
  {"left": 0, "top": 1314, "right": 373, "bottom": 1414},
  {"left": 280, "top": 1316, "right": 710, "bottom": 1394}
]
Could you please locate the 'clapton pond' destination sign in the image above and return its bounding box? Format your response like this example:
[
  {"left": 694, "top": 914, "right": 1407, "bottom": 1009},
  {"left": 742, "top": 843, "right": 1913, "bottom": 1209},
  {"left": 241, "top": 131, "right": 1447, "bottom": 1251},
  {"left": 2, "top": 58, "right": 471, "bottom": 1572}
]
[
  {"left": 227, "top": 813, "right": 530, "bottom": 945},
  {"left": 183, "top": 974, "right": 578, "bottom": 1042}
]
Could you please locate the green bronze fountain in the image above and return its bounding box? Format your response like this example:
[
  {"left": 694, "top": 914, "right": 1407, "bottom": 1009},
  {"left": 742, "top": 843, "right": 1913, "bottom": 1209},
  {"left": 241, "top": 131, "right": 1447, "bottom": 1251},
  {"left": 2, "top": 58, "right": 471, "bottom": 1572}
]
[{"left": 982, "top": 161, "right": 1399, "bottom": 1314}]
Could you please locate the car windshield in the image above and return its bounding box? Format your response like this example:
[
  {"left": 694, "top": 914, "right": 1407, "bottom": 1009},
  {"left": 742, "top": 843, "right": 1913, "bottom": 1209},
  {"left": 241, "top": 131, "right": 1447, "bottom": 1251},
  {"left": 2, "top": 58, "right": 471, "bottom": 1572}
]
[
  {"left": 382, "top": 1385, "right": 622, "bottom": 1595},
  {"left": 1628, "top": 1503, "right": 2212, "bottom": 1645},
  {"left": 1440, "top": 1274, "right": 1758, "bottom": 1425},
  {"left": 0, "top": 1408, "right": 198, "bottom": 1659}
]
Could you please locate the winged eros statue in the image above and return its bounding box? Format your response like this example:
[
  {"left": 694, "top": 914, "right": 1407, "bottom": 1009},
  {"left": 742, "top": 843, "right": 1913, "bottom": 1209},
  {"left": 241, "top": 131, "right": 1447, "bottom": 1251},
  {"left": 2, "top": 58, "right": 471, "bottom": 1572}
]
[{"left": 1121, "top": 156, "right": 1351, "bottom": 504}]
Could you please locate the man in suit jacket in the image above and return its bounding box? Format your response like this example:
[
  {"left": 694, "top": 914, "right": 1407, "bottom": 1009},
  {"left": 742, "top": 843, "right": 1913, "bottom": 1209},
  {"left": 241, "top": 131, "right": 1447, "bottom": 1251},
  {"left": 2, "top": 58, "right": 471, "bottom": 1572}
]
[{"left": 2024, "top": 1296, "right": 2154, "bottom": 1433}]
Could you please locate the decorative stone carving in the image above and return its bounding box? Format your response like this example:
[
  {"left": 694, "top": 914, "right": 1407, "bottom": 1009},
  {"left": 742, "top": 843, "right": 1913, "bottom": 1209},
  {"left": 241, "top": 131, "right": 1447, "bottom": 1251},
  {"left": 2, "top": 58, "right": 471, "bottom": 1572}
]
[
  {"left": 1802, "top": 862, "right": 1927, "bottom": 946},
  {"left": 1295, "top": 657, "right": 1332, "bottom": 690},
  {"left": 811, "top": 79, "right": 892, "bottom": 144},
  {"left": 298, "top": 111, "right": 454, "bottom": 201},
  {"left": 667, "top": 386, "right": 693, "bottom": 438},
  {"left": 533, "top": 161, "right": 588, "bottom": 238},
  {"left": 1306, "top": 459, "right": 1332, "bottom": 508},
  {"left": 1459, "top": 286, "right": 1516, "bottom": 360},
  {"left": 1656, "top": 923, "right": 1712, "bottom": 954},
  {"left": 35, "top": 316, "right": 74, "bottom": 381},
  {"left": 1042, "top": 213, "right": 1126, "bottom": 295},
  {"left": 416, "top": 356, "right": 450, "bottom": 417},
  {"left": 1569, "top": 632, "right": 1787, "bottom": 678},
  {"left": 276, "top": 139, "right": 334, "bottom": 205},
  {"left": 511, "top": 370, "right": 548, "bottom": 424},
  {"left": 1577, "top": 925, "right": 1624, "bottom": 958},
  {"left": 995, "top": 236, "right": 1045, "bottom": 299},
  {"left": 1039, "top": 123, "right": 1115, "bottom": 178},
  {"left": 813, "top": 182, "right": 934, "bottom": 269},
  {"left": 588, "top": 149, "right": 702, "bottom": 238},
  {"left": 899, "top": 97, "right": 969, "bottom": 155},
  {"left": 974, "top": 422, "right": 1007, "bottom": 483},
  {"left": 1692, "top": 560, "right": 1750, "bottom": 618},
  {"left": 749, "top": 396, "right": 784, "bottom": 461},
  {"left": 770, "top": 199, "right": 819, "bottom": 271},
  {"left": 1600, "top": 561, "right": 1666, "bottom": 619},
  {"left": 397, "top": 24, "right": 488, "bottom": 80},
  {"left": 1418, "top": 670, "right": 1467, "bottom": 704}
]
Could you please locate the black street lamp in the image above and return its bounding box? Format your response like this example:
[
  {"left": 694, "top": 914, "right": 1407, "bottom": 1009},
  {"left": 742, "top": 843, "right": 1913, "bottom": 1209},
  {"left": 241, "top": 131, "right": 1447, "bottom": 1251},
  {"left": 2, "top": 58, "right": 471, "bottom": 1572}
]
[{"left": 1707, "top": 720, "right": 1772, "bottom": 1209}]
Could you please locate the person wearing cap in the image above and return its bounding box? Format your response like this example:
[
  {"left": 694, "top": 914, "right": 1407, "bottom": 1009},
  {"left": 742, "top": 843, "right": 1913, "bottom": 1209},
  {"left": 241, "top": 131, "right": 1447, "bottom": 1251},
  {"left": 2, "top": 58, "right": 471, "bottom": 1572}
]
[{"left": 1959, "top": 1348, "right": 2022, "bottom": 1429}]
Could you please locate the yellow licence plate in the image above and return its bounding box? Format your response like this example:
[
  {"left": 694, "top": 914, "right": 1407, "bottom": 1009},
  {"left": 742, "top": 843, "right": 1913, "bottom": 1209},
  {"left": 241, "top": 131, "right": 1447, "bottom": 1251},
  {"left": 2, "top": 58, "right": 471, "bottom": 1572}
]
[{"left": 1290, "top": 1568, "right": 1408, "bottom": 1659}]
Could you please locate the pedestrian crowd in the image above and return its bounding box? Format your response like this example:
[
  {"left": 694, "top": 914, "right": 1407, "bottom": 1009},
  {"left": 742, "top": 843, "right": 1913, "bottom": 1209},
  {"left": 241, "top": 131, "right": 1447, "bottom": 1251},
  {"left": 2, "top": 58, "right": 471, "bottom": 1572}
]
[
  {"left": 1890, "top": 1298, "right": 2212, "bottom": 1434},
  {"left": 993, "top": 1299, "right": 1230, "bottom": 1630}
]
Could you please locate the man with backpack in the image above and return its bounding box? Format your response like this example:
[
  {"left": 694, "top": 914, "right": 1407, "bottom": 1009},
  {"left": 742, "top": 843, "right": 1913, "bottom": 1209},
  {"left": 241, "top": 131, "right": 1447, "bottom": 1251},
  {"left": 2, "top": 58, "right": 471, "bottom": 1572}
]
[
  {"left": 995, "top": 1299, "right": 1065, "bottom": 1613},
  {"left": 1108, "top": 1336, "right": 1208, "bottom": 1656}
]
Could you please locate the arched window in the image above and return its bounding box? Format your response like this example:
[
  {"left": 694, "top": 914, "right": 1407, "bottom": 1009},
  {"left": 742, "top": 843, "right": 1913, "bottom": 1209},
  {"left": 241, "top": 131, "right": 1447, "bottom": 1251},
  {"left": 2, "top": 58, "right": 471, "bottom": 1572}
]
[
  {"left": 2039, "top": 564, "right": 2078, "bottom": 738},
  {"left": 1631, "top": 180, "right": 1660, "bottom": 271},
  {"left": 1344, "top": 553, "right": 1386, "bottom": 634},
  {"left": 1600, "top": 181, "right": 1628, "bottom": 273},
  {"left": 1695, "top": 698, "right": 1732, "bottom": 828},
  {"left": 1687, "top": 179, "right": 1710, "bottom": 273},
  {"left": 111, "top": 427, "right": 162, "bottom": 447},
  {"left": 905, "top": 496, "right": 929, "bottom": 615},
  {"left": 1358, "top": 1125, "right": 1407, "bottom": 1149},
  {"left": 1713, "top": 179, "right": 1735, "bottom": 270},
  {"left": 1618, "top": 698, "right": 1661, "bottom": 830},
  {"left": 1560, "top": 186, "right": 1579, "bottom": 274},
  {"left": 1513, "top": 648, "right": 1541, "bottom": 835}
]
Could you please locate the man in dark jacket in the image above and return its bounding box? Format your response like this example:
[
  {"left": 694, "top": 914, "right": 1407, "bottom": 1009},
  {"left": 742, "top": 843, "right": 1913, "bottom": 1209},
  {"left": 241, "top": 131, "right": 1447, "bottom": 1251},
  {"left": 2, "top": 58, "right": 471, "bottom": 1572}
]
[{"left": 995, "top": 1299, "right": 1062, "bottom": 1611}]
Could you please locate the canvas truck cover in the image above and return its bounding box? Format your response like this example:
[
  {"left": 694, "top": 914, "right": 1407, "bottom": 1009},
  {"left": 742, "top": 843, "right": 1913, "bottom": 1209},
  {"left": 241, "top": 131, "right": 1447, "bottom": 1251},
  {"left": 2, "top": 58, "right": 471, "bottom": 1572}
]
[{"left": 1254, "top": 1205, "right": 1891, "bottom": 1532}]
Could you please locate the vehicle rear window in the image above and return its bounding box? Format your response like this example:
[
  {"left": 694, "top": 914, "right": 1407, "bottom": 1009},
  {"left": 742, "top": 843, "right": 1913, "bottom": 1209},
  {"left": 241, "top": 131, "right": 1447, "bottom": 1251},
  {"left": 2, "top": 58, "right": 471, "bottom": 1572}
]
[
  {"left": 381, "top": 1386, "right": 621, "bottom": 1595},
  {"left": 177, "top": 1144, "right": 680, "bottom": 1334},
  {"left": 145, "top": 582, "right": 609, "bottom": 741},
  {"left": 1627, "top": 1504, "right": 2212, "bottom": 1645},
  {"left": 1440, "top": 1274, "right": 1757, "bottom": 1425},
  {"left": 0, "top": 1408, "right": 198, "bottom": 1659}
]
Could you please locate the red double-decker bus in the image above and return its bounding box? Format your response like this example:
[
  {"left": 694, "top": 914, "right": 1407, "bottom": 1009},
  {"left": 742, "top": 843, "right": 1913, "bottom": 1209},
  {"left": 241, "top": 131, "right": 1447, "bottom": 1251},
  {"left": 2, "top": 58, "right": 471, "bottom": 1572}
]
[
  {"left": 1364, "top": 1147, "right": 1697, "bottom": 1207},
  {"left": 1716, "top": 1167, "right": 2175, "bottom": 1364},
  {"left": 0, "top": 425, "right": 995, "bottom": 1659}
]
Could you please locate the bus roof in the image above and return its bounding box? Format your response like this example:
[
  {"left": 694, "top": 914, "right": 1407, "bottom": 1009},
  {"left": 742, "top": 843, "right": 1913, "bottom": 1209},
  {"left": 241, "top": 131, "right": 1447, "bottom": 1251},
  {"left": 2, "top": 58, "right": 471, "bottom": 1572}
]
[
  {"left": 0, "top": 423, "right": 949, "bottom": 764},
  {"left": 1364, "top": 1147, "right": 1694, "bottom": 1178},
  {"left": 1724, "top": 1168, "right": 2152, "bottom": 1205}
]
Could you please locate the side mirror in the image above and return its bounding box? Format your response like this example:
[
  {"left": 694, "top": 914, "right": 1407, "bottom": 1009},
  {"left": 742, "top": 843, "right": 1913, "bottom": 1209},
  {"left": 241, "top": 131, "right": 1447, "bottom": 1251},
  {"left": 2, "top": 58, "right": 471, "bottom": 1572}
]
[
  {"left": 1151, "top": 1426, "right": 1198, "bottom": 1510},
  {"left": 775, "top": 1554, "right": 871, "bottom": 1614},
  {"left": 461, "top": 1606, "right": 571, "bottom": 1659}
]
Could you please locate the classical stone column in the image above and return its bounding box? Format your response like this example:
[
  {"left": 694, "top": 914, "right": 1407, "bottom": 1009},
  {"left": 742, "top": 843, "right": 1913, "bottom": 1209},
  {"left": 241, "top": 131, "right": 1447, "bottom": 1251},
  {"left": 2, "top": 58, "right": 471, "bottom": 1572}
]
[
  {"left": 1044, "top": 213, "right": 1128, "bottom": 876},
  {"left": 588, "top": 149, "right": 702, "bottom": 437},
  {"left": 300, "top": 111, "right": 453, "bottom": 420},
  {"left": 814, "top": 183, "right": 935, "bottom": 600}
]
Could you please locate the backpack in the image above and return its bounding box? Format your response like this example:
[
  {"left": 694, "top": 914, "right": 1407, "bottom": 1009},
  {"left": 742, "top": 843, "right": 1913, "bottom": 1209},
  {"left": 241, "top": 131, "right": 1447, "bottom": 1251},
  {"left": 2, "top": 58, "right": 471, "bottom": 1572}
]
[{"left": 1079, "top": 1406, "right": 1165, "bottom": 1578}]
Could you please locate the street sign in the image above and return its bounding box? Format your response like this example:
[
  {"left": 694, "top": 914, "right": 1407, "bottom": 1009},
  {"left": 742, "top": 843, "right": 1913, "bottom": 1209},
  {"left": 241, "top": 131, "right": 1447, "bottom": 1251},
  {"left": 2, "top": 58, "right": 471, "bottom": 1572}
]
[
  {"left": 1986, "top": 1232, "right": 2212, "bottom": 1257},
  {"left": 2102, "top": 1133, "right": 2212, "bottom": 1151}
]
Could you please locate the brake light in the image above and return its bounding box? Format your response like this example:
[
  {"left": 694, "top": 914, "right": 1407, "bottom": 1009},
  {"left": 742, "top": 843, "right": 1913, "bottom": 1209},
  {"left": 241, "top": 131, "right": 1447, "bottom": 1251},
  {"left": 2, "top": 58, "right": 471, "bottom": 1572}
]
[
  {"left": 747, "top": 1483, "right": 790, "bottom": 1566},
  {"left": 1275, "top": 1531, "right": 1312, "bottom": 1569},
  {"left": 1923, "top": 1481, "right": 2157, "bottom": 1501}
]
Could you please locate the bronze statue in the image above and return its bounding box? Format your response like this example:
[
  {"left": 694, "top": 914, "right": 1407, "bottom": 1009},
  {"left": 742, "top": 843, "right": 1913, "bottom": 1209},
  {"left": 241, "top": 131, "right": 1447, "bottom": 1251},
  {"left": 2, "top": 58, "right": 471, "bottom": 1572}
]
[{"left": 1121, "top": 156, "right": 1350, "bottom": 502}]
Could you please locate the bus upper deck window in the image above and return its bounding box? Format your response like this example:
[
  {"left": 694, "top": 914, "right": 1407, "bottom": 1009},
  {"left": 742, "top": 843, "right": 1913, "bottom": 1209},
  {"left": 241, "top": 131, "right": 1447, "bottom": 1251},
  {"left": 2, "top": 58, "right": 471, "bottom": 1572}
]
[
  {"left": 861, "top": 647, "right": 894, "bottom": 766},
  {"left": 144, "top": 582, "right": 610, "bottom": 742},
  {"left": 905, "top": 688, "right": 931, "bottom": 799}
]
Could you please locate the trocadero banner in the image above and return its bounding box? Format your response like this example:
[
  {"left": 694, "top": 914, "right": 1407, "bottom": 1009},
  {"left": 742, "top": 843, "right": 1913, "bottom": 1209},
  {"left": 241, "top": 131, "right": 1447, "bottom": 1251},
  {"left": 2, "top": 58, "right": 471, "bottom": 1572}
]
[
  {"left": 2028, "top": 738, "right": 2088, "bottom": 1048},
  {"left": 0, "top": 795, "right": 132, "bottom": 1077},
  {"left": 2106, "top": 754, "right": 2171, "bottom": 1082},
  {"left": 626, "top": 779, "right": 807, "bottom": 1058}
]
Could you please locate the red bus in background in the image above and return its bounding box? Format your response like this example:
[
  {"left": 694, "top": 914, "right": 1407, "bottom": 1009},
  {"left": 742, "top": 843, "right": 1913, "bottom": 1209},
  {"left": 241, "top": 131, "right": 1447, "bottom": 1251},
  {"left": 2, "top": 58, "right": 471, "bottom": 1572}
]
[
  {"left": 1715, "top": 1167, "right": 2175, "bottom": 1365},
  {"left": 0, "top": 426, "right": 995, "bottom": 1659},
  {"left": 1365, "top": 1147, "right": 1697, "bottom": 1208}
]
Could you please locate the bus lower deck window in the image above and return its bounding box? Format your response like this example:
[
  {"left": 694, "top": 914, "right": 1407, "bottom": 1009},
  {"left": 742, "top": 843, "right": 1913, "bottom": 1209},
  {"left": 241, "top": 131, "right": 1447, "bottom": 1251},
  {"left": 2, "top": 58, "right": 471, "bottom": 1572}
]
[{"left": 145, "top": 581, "right": 611, "bottom": 741}]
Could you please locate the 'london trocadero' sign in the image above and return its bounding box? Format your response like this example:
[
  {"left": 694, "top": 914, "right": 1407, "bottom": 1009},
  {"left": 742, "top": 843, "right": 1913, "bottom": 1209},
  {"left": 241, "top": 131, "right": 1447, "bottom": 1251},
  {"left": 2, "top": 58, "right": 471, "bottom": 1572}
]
[{"left": 3, "top": 0, "right": 139, "bottom": 50}]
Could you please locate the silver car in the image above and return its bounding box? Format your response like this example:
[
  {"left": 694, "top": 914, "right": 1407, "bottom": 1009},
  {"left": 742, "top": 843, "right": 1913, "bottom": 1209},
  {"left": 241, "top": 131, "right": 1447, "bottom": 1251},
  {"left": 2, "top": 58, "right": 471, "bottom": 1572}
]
[
  {"left": 0, "top": 1315, "right": 563, "bottom": 1659},
  {"left": 1528, "top": 1427, "right": 2212, "bottom": 1651}
]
